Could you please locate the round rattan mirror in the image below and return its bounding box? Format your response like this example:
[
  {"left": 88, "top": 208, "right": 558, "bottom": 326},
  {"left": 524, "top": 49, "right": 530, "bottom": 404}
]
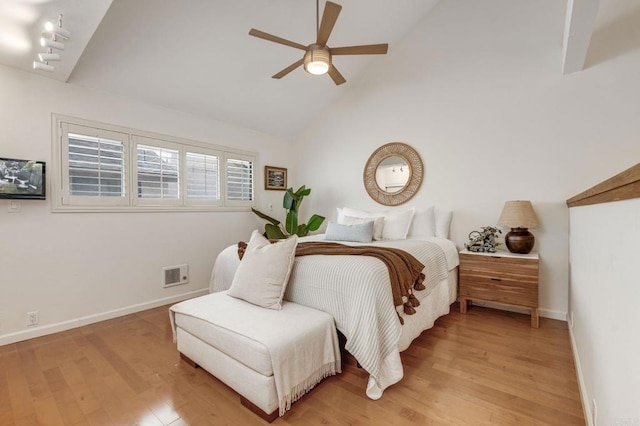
[{"left": 363, "top": 142, "right": 423, "bottom": 206}]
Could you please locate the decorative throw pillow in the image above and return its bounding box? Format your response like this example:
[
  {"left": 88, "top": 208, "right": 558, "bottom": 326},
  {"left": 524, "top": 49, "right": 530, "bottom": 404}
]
[
  {"left": 407, "top": 206, "right": 436, "bottom": 238},
  {"left": 338, "top": 207, "right": 385, "bottom": 240},
  {"left": 324, "top": 220, "right": 374, "bottom": 243},
  {"left": 382, "top": 208, "right": 415, "bottom": 240},
  {"left": 227, "top": 230, "right": 298, "bottom": 310}
]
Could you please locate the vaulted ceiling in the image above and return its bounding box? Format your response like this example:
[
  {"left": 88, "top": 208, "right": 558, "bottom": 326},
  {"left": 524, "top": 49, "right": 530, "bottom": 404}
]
[{"left": 0, "top": 0, "right": 599, "bottom": 140}]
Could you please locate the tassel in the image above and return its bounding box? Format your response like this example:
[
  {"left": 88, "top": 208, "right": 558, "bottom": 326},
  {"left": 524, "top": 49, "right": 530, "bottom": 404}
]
[
  {"left": 404, "top": 303, "right": 416, "bottom": 315},
  {"left": 237, "top": 241, "right": 247, "bottom": 260},
  {"left": 414, "top": 273, "right": 426, "bottom": 291},
  {"left": 408, "top": 293, "right": 420, "bottom": 307},
  {"left": 397, "top": 312, "right": 404, "bottom": 325}
]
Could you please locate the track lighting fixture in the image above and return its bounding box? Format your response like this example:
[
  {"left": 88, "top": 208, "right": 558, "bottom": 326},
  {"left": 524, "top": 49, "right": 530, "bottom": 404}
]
[
  {"left": 40, "top": 37, "right": 64, "bottom": 50},
  {"left": 33, "top": 61, "right": 54, "bottom": 72},
  {"left": 33, "top": 13, "right": 70, "bottom": 73},
  {"left": 38, "top": 52, "right": 60, "bottom": 62}
]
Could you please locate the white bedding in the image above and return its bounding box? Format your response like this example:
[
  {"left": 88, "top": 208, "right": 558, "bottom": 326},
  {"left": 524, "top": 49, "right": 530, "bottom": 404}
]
[{"left": 209, "top": 235, "right": 459, "bottom": 399}]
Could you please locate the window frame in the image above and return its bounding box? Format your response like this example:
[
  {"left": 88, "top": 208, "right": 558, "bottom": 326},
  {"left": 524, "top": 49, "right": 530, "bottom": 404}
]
[{"left": 52, "top": 114, "right": 259, "bottom": 212}]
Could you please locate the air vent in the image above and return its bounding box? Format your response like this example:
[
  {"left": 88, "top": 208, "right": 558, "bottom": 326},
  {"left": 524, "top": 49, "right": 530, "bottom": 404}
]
[{"left": 163, "top": 264, "right": 189, "bottom": 287}]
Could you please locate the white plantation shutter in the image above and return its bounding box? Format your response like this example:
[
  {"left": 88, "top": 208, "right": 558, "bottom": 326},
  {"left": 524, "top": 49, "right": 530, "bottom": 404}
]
[
  {"left": 68, "top": 134, "right": 125, "bottom": 197},
  {"left": 60, "top": 123, "right": 129, "bottom": 207},
  {"left": 54, "top": 116, "right": 258, "bottom": 211},
  {"left": 136, "top": 143, "right": 180, "bottom": 200},
  {"left": 226, "top": 156, "right": 254, "bottom": 203},
  {"left": 186, "top": 151, "right": 221, "bottom": 204}
]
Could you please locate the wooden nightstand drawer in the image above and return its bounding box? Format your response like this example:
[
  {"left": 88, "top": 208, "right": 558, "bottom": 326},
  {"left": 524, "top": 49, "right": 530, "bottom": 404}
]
[
  {"left": 458, "top": 250, "right": 540, "bottom": 327},
  {"left": 459, "top": 276, "right": 537, "bottom": 307},
  {"left": 459, "top": 254, "right": 537, "bottom": 282}
]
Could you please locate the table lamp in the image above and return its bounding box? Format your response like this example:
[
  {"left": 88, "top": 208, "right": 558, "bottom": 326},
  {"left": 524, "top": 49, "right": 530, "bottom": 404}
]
[{"left": 498, "top": 200, "right": 539, "bottom": 254}]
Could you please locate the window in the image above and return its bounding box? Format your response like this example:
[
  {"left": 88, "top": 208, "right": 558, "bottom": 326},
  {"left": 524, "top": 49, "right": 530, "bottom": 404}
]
[
  {"left": 226, "top": 156, "right": 254, "bottom": 202},
  {"left": 53, "top": 115, "right": 257, "bottom": 212},
  {"left": 186, "top": 151, "right": 220, "bottom": 205}
]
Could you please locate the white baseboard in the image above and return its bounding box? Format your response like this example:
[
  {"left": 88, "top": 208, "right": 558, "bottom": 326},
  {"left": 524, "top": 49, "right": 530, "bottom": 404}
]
[
  {"left": 569, "top": 322, "right": 592, "bottom": 426},
  {"left": 471, "top": 301, "right": 567, "bottom": 321},
  {"left": 0, "top": 289, "right": 208, "bottom": 347}
]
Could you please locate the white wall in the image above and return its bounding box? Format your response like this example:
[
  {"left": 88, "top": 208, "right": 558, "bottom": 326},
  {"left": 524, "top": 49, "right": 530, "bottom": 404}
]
[
  {"left": 294, "top": 0, "right": 640, "bottom": 320},
  {"left": 0, "top": 65, "right": 292, "bottom": 343},
  {"left": 569, "top": 198, "right": 640, "bottom": 425}
]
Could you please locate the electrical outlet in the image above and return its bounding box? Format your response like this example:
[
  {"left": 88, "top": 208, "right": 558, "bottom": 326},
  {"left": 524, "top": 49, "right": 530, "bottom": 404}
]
[
  {"left": 268, "top": 203, "right": 273, "bottom": 211},
  {"left": 27, "top": 311, "right": 39, "bottom": 326}
]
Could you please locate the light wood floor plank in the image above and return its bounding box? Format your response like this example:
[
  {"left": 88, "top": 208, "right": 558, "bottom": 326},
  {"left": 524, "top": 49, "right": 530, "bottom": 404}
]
[{"left": 0, "top": 303, "right": 584, "bottom": 425}]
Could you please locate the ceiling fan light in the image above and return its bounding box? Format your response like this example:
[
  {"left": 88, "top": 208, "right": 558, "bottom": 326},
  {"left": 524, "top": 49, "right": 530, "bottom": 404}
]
[{"left": 304, "top": 47, "right": 330, "bottom": 75}]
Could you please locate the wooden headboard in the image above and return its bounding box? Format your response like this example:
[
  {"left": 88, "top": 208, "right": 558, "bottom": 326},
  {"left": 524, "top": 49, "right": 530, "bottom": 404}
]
[{"left": 566, "top": 162, "right": 640, "bottom": 207}]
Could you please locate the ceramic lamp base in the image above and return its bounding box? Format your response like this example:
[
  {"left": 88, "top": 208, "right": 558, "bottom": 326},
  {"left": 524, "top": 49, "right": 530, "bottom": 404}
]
[{"left": 505, "top": 228, "right": 535, "bottom": 254}]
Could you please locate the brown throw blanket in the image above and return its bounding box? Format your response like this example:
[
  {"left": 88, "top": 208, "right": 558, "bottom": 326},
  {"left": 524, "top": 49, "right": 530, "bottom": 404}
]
[{"left": 295, "top": 242, "right": 426, "bottom": 323}]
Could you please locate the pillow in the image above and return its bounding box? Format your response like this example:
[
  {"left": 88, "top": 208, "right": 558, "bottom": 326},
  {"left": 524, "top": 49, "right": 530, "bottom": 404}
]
[
  {"left": 341, "top": 215, "right": 384, "bottom": 240},
  {"left": 435, "top": 207, "right": 452, "bottom": 239},
  {"left": 382, "top": 208, "right": 415, "bottom": 240},
  {"left": 324, "top": 220, "right": 374, "bottom": 243},
  {"left": 407, "top": 206, "right": 436, "bottom": 238},
  {"left": 227, "top": 230, "right": 298, "bottom": 310},
  {"left": 338, "top": 207, "right": 385, "bottom": 240}
]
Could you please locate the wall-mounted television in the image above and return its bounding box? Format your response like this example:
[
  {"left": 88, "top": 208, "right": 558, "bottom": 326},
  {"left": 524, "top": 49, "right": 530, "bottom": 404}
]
[{"left": 0, "top": 157, "right": 46, "bottom": 200}]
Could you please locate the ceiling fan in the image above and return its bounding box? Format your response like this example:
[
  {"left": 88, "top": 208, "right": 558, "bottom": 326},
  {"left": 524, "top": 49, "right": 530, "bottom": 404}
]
[{"left": 249, "top": 0, "right": 388, "bottom": 85}]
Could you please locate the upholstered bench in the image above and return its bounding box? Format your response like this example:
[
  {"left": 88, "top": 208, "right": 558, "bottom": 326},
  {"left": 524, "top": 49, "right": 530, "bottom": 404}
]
[{"left": 170, "top": 291, "right": 341, "bottom": 422}]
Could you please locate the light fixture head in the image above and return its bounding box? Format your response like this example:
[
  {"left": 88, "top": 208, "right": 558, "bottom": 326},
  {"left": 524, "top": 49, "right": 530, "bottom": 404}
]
[
  {"left": 33, "top": 61, "right": 54, "bottom": 72},
  {"left": 304, "top": 45, "right": 330, "bottom": 75},
  {"left": 40, "top": 37, "right": 64, "bottom": 51},
  {"left": 38, "top": 52, "right": 60, "bottom": 62},
  {"left": 43, "top": 14, "right": 70, "bottom": 39}
]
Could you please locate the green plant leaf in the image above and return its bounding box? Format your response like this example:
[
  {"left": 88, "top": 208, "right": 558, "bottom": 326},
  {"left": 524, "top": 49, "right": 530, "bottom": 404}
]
[
  {"left": 299, "top": 188, "right": 311, "bottom": 197},
  {"left": 251, "top": 208, "right": 280, "bottom": 225},
  {"left": 283, "top": 190, "right": 295, "bottom": 210},
  {"left": 293, "top": 185, "right": 306, "bottom": 197},
  {"left": 306, "top": 214, "right": 325, "bottom": 232},
  {"left": 285, "top": 210, "right": 298, "bottom": 234},
  {"left": 297, "top": 224, "right": 308, "bottom": 237},
  {"left": 265, "top": 223, "right": 286, "bottom": 240}
]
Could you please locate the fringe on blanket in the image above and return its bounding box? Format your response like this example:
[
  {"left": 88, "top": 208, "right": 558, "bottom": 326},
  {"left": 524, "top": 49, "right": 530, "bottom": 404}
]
[{"left": 278, "top": 362, "right": 341, "bottom": 417}]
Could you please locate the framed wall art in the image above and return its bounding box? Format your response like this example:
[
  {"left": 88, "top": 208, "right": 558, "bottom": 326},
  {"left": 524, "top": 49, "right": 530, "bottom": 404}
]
[{"left": 265, "top": 166, "right": 287, "bottom": 190}]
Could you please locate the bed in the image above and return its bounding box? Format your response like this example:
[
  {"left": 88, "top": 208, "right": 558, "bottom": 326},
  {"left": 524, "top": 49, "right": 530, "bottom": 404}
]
[{"left": 208, "top": 232, "right": 459, "bottom": 399}]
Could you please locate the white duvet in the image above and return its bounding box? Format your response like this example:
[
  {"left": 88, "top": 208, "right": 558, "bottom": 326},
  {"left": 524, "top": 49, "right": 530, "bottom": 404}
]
[{"left": 210, "top": 235, "right": 459, "bottom": 399}]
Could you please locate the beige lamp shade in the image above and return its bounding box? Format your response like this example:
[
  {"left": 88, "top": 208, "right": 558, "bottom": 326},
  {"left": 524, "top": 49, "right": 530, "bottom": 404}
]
[{"left": 498, "top": 200, "right": 539, "bottom": 229}]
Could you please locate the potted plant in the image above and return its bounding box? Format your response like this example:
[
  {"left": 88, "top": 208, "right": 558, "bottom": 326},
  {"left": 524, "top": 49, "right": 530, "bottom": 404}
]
[{"left": 252, "top": 185, "right": 325, "bottom": 239}]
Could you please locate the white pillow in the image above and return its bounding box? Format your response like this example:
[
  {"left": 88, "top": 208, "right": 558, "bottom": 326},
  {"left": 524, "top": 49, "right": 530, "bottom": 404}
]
[
  {"left": 338, "top": 207, "right": 385, "bottom": 240},
  {"left": 325, "top": 220, "right": 374, "bottom": 243},
  {"left": 227, "top": 230, "right": 298, "bottom": 310},
  {"left": 382, "top": 208, "right": 415, "bottom": 240},
  {"left": 341, "top": 214, "right": 384, "bottom": 240},
  {"left": 435, "top": 207, "right": 452, "bottom": 239},
  {"left": 407, "top": 206, "right": 436, "bottom": 238}
]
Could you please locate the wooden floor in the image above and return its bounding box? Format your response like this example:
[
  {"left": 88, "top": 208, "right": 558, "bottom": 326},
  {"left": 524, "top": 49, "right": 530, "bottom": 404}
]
[{"left": 0, "top": 303, "right": 585, "bottom": 425}]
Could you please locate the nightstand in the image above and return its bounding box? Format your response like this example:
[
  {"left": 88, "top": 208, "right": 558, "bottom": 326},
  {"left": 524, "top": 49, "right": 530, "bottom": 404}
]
[{"left": 459, "top": 250, "right": 539, "bottom": 328}]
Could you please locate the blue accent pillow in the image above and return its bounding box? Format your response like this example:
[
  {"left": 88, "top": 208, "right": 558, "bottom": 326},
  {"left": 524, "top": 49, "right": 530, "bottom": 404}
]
[{"left": 324, "top": 220, "right": 374, "bottom": 243}]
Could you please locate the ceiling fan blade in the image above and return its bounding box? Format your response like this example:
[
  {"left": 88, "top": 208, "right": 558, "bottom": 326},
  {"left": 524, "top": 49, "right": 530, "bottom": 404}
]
[
  {"left": 328, "top": 65, "right": 346, "bottom": 86},
  {"left": 249, "top": 28, "right": 307, "bottom": 51},
  {"left": 331, "top": 44, "right": 389, "bottom": 55},
  {"left": 316, "top": 1, "right": 342, "bottom": 46},
  {"left": 272, "top": 58, "right": 304, "bottom": 79}
]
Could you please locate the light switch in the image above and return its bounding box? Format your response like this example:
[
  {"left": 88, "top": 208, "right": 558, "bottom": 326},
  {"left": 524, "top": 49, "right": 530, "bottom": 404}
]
[{"left": 8, "top": 201, "right": 21, "bottom": 213}]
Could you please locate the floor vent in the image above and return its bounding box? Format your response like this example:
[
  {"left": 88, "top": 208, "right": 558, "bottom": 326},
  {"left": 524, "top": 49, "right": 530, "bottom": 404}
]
[{"left": 163, "top": 264, "right": 189, "bottom": 287}]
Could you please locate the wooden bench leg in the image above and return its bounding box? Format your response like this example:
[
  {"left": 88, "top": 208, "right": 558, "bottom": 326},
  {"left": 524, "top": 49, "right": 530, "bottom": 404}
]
[
  {"left": 460, "top": 297, "right": 468, "bottom": 313},
  {"left": 241, "top": 397, "right": 278, "bottom": 423}
]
